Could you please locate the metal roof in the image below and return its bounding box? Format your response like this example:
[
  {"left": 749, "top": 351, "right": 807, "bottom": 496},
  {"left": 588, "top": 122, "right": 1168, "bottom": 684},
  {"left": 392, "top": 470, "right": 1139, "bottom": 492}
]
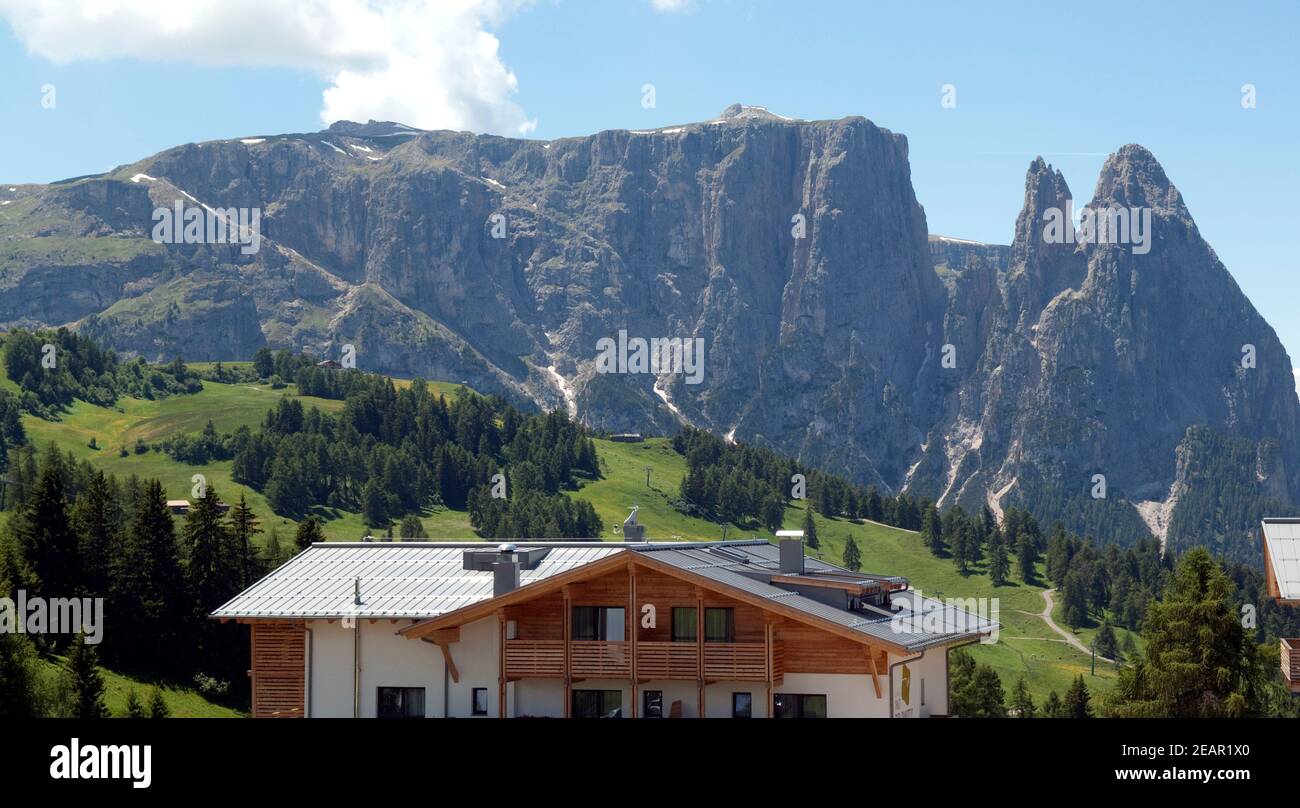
[
  {"left": 211, "top": 542, "right": 627, "bottom": 619},
  {"left": 635, "top": 542, "right": 996, "bottom": 651},
  {"left": 1262, "top": 519, "right": 1300, "bottom": 600},
  {"left": 212, "top": 539, "right": 998, "bottom": 649}
]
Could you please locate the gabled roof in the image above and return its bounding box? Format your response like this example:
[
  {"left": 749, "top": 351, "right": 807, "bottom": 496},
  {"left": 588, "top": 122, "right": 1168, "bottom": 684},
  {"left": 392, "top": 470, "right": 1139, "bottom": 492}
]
[
  {"left": 634, "top": 543, "right": 993, "bottom": 651},
  {"left": 212, "top": 539, "right": 997, "bottom": 653},
  {"left": 1262, "top": 519, "right": 1300, "bottom": 602}
]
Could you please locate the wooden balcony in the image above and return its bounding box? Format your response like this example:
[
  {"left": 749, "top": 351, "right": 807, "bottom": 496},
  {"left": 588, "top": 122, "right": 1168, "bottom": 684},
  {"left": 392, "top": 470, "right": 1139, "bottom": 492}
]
[
  {"left": 703, "top": 643, "right": 768, "bottom": 681},
  {"left": 636, "top": 641, "right": 699, "bottom": 679},
  {"left": 504, "top": 639, "right": 566, "bottom": 678},
  {"left": 1283, "top": 638, "right": 1300, "bottom": 692},
  {"left": 504, "top": 639, "right": 780, "bottom": 683},
  {"left": 570, "top": 640, "right": 631, "bottom": 678}
]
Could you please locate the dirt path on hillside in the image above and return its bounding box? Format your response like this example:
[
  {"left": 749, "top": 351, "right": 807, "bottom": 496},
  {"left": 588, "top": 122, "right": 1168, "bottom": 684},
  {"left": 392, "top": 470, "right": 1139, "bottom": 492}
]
[{"left": 1039, "top": 589, "right": 1115, "bottom": 663}]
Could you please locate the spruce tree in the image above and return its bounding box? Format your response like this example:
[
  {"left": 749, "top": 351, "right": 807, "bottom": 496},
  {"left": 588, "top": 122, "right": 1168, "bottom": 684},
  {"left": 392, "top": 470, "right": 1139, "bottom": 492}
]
[
  {"left": 1064, "top": 675, "right": 1093, "bottom": 718},
  {"left": 1043, "top": 690, "right": 1064, "bottom": 718},
  {"left": 1095, "top": 621, "right": 1118, "bottom": 661},
  {"left": 72, "top": 470, "right": 119, "bottom": 599},
  {"left": 67, "top": 633, "right": 107, "bottom": 719},
  {"left": 842, "top": 537, "right": 861, "bottom": 572},
  {"left": 227, "top": 493, "right": 262, "bottom": 587},
  {"left": 988, "top": 530, "right": 1009, "bottom": 585},
  {"left": 1011, "top": 675, "right": 1036, "bottom": 718},
  {"left": 148, "top": 687, "right": 170, "bottom": 718},
  {"left": 295, "top": 516, "right": 325, "bottom": 549},
  {"left": 399, "top": 514, "right": 427, "bottom": 539},
  {"left": 14, "top": 448, "right": 80, "bottom": 605},
  {"left": 1017, "top": 531, "right": 1039, "bottom": 583},
  {"left": 0, "top": 632, "right": 43, "bottom": 718},
  {"left": 1105, "top": 548, "right": 1268, "bottom": 718},
  {"left": 110, "top": 480, "right": 187, "bottom": 672},
  {"left": 264, "top": 528, "right": 288, "bottom": 565},
  {"left": 801, "top": 506, "right": 819, "bottom": 550},
  {"left": 183, "top": 486, "right": 238, "bottom": 616},
  {"left": 920, "top": 503, "right": 944, "bottom": 556},
  {"left": 124, "top": 688, "right": 146, "bottom": 718}
]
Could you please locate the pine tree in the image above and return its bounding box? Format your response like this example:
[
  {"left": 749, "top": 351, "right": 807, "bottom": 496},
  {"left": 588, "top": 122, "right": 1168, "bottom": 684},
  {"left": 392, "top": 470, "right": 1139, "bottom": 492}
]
[
  {"left": 124, "top": 688, "right": 146, "bottom": 718},
  {"left": 183, "top": 486, "right": 238, "bottom": 616},
  {"left": 1095, "top": 621, "right": 1118, "bottom": 661},
  {"left": 1017, "top": 530, "right": 1039, "bottom": 583},
  {"left": 1011, "top": 675, "right": 1036, "bottom": 718},
  {"left": 362, "top": 477, "right": 388, "bottom": 528},
  {"left": 227, "top": 493, "right": 262, "bottom": 588},
  {"left": 67, "top": 633, "right": 107, "bottom": 719},
  {"left": 1105, "top": 548, "right": 1268, "bottom": 718},
  {"left": 110, "top": 480, "right": 187, "bottom": 673},
  {"left": 1064, "top": 675, "right": 1093, "bottom": 718},
  {"left": 842, "top": 537, "right": 861, "bottom": 572},
  {"left": 1043, "top": 690, "right": 1064, "bottom": 718},
  {"left": 920, "top": 503, "right": 944, "bottom": 556},
  {"left": 399, "top": 515, "right": 427, "bottom": 539},
  {"left": 295, "top": 516, "right": 325, "bottom": 549},
  {"left": 0, "top": 632, "right": 43, "bottom": 718},
  {"left": 72, "top": 470, "right": 120, "bottom": 599},
  {"left": 14, "top": 448, "right": 80, "bottom": 605},
  {"left": 801, "top": 506, "right": 819, "bottom": 550},
  {"left": 148, "top": 687, "right": 170, "bottom": 719},
  {"left": 262, "top": 528, "right": 288, "bottom": 569},
  {"left": 988, "top": 530, "right": 1010, "bottom": 585},
  {"left": 761, "top": 493, "right": 785, "bottom": 534}
]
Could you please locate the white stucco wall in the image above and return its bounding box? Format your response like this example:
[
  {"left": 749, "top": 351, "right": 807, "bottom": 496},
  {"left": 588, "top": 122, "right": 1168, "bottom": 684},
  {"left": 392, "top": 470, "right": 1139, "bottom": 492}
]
[
  {"left": 297, "top": 615, "right": 955, "bottom": 719},
  {"left": 304, "top": 619, "right": 445, "bottom": 718},
  {"left": 445, "top": 615, "right": 502, "bottom": 718},
  {"left": 888, "top": 648, "right": 949, "bottom": 718},
  {"left": 775, "top": 672, "right": 885, "bottom": 718}
]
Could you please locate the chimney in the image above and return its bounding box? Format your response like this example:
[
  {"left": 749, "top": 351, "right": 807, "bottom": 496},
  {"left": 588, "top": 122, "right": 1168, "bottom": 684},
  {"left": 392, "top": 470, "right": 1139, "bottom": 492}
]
[
  {"left": 622, "top": 506, "right": 646, "bottom": 542},
  {"left": 776, "top": 530, "right": 804, "bottom": 575},
  {"left": 493, "top": 543, "right": 521, "bottom": 596}
]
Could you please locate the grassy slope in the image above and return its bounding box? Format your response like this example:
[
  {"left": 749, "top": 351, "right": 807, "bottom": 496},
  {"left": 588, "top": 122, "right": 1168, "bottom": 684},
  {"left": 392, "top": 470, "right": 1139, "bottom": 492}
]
[
  {"left": 20, "top": 376, "right": 471, "bottom": 543},
  {"left": 37, "top": 658, "right": 244, "bottom": 718},
  {"left": 12, "top": 368, "right": 1117, "bottom": 708}
]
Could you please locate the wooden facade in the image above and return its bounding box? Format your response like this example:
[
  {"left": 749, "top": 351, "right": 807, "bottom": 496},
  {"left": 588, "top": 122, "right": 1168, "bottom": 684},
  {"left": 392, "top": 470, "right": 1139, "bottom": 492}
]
[
  {"left": 250, "top": 621, "right": 306, "bottom": 718},
  {"left": 1282, "top": 638, "right": 1300, "bottom": 693}
]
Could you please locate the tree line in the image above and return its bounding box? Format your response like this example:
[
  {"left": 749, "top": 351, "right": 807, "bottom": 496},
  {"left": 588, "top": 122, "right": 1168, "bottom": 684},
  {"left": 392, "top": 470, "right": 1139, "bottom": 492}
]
[{"left": 0, "top": 443, "right": 272, "bottom": 716}]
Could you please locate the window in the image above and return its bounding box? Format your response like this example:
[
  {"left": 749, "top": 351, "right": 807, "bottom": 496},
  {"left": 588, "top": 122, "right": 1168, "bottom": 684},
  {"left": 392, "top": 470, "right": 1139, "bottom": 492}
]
[
  {"left": 671, "top": 607, "right": 696, "bottom": 642},
  {"left": 643, "top": 690, "right": 663, "bottom": 718},
  {"left": 472, "top": 687, "right": 488, "bottom": 716},
  {"left": 571, "top": 606, "right": 625, "bottom": 641},
  {"left": 773, "top": 693, "right": 827, "bottom": 719},
  {"left": 732, "top": 692, "right": 752, "bottom": 719},
  {"left": 572, "top": 689, "right": 622, "bottom": 718},
  {"left": 705, "top": 608, "right": 735, "bottom": 643},
  {"left": 377, "top": 687, "right": 426, "bottom": 718}
]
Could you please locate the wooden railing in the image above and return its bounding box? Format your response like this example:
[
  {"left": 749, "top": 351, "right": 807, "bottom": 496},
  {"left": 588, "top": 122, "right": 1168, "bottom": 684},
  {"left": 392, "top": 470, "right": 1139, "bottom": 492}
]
[
  {"left": 1283, "top": 638, "right": 1300, "bottom": 691},
  {"left": 504, "top": 639, "right": 566, "bottom": 678},
  {"left": 570, "top": 640, "right": 631, "bottom": 678},
  {"left": 504, "top": 639, "right": 772, "bottom": 682},
  {"left": 703, "top": 643, "right": 768, "bottom": 681},
  {"left": 636, "top": 641, "right": 699, "bottom": 680}
]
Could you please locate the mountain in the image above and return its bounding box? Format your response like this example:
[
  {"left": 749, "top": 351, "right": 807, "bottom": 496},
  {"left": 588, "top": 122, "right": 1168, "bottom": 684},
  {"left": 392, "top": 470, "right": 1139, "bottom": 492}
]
[{"left": 1, "top": 106, "right": 1294, "bottom": 559}]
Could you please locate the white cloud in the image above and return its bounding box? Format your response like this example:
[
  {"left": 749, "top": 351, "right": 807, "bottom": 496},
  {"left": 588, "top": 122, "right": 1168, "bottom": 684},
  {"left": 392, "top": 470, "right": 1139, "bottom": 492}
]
[
  {"left": 650, "top": 0, "right": 692, "bottom": 10},
  {"left": 1293, "top": 368, "right": 1300, "bottom": 398},
  {"left": 0, "top": 0, "right": 537, "bottom": 134}
]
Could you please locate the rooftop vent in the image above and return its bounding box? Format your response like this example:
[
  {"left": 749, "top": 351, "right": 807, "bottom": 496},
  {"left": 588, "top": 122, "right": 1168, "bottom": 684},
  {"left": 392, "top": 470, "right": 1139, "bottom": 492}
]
[{"left": 776, "top": 530, "right": 804, "bottom": 575}]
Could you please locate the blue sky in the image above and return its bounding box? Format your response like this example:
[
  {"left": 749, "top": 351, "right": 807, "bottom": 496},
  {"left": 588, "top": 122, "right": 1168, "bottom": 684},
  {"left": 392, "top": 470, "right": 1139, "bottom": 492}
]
[{"left": 1, "top": 0, "right": 1296, "bottom": 359}]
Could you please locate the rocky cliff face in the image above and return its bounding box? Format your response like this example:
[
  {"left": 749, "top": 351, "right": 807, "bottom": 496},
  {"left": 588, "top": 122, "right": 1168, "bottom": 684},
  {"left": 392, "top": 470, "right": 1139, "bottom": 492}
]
[{"left": 1, "top": 109, "right": 1294, "bottom": 556}]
